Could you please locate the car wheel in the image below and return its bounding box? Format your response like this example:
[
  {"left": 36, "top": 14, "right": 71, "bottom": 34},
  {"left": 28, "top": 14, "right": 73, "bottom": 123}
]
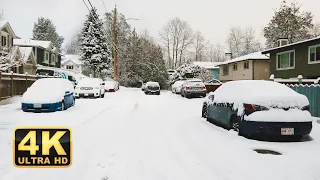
[
  {"left": 73, "top": 98, "right": 75, "bottom": 106},
  {"left": 101, "top": 93, "right": 105, "bottom": 98},
  {"left": 202, "top": 104, "right": 207, "bottom": 118},
  {"left": 61, "top": 101, "right": 65, "bottom": 111},
  {"left": 230, "top": 115, "right": 241, "bottom": 132}
]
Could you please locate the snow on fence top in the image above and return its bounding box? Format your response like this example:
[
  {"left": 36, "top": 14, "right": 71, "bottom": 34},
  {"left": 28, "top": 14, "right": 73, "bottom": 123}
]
[{"left": 220, "top": 52, "right": 269, "bottom": 65}]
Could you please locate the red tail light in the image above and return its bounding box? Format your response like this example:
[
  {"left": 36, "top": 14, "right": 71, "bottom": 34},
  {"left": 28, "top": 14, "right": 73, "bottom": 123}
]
[
  {"left": 200, "top": 86, "right": 206, "bottom": 89},
  {"left": 186, "top": 86, "right": 192, "bottom": 89},
  {"left": 244, "top": 104, "right": 256, "bottom": 111}
]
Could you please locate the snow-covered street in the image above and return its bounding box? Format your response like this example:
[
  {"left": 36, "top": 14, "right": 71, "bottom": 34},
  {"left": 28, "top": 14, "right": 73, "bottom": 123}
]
[{"left": 0, "top": 87, "right": 320, "bottom": 180}]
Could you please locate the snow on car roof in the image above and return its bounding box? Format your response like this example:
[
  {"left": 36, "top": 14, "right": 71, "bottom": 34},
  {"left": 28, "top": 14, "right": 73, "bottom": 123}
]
[
  {"left": 211, "top": 80, "right": 309, "bottom": 115},
  {"left": 146, "top": 81, "right": 160, "bottom": 86}
]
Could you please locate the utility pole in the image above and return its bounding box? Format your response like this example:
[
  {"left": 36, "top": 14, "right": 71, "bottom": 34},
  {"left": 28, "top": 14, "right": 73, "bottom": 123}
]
[{"left": 113, "top": 5, "right": 117, "bottom": 80}]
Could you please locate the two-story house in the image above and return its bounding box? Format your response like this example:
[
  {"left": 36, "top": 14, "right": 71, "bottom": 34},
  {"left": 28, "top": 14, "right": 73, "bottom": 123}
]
[
  {"left": 13, "top": 39, "right": 61, "bottom": 69},
  {"left": 61, "top": 54, "right": 84, "bottom": 73},
  {"left": 218, "top": 52, "right": 270, "bottom": 82},
  {"left": 0, "top": 20, "right": 37, "bottom": 74},
  {"left": 261, "top": 37, "right": 320, "bottom": 79}
]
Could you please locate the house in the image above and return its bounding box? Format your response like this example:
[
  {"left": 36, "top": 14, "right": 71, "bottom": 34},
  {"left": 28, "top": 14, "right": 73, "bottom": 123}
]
[
  {"left": 61, "top": 54, "right": 83, "bottom": 73},
  {"left": 261, "top": 37, "right": 320, "bottom": 79},
  {"left": 13, "top": 39, "right": 61, "bottom": 69},
  {"left": 218, "top": 52, "right": 270, "bottom": 82},
  {"left": 192, "top": 61, "right": 223, "bottom": 80},
  {"left": 0, "top": 20, "right": 36, "bottom": 74}
]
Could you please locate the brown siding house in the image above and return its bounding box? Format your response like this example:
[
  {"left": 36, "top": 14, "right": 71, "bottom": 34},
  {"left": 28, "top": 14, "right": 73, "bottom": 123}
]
[
  {"left": 219, "top": 52, "right": 270, "bottom": 82},
  {"left": 262, "top": 37, "right": 320, "bottom": 79}
]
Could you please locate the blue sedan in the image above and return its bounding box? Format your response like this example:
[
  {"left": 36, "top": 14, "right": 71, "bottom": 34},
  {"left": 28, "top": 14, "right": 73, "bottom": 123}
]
[{"left": 22, "top": 78, "right": 75, "bottom": 112}]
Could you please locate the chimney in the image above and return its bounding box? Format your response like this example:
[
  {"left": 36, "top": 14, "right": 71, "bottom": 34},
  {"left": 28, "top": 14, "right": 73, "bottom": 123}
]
[
  {"left": 225, "top": 53, "right": 232, "bottom": 61},
  {"left": 276, "top": 38, "right": 289, "bottom": 47}
]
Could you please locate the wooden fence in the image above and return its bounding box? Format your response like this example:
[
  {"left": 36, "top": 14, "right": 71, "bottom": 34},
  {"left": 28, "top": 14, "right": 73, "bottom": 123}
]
[{"left": 0, "top": 72, "right": 59, "bottom": 101}]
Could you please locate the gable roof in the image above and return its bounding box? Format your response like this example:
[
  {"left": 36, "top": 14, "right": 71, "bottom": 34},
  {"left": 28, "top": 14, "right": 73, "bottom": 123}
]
[
  {"left": 192, "top": 61, "right": 223, "bottom": 69},
  {"left": 261, "top": 36, "right": 320, "bottom": 54},
  {"left": 19, "top": 47, "right": 34, "bottom": 63},
  {"left": 13, "top": 39, "right": 52, "bottom": 49},
  {"left": 61, "top": 54, "right": 83, "bottom": 65},
  {"left": 220, "top": 51, "right": 269, "bottom": 65},
  {"left": 0, "top": 20, "right": 18, "bottom": 38}
]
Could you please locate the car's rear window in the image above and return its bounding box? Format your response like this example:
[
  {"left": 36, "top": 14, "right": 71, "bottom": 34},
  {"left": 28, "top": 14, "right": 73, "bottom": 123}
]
[{"left": 188, "top": 81, "right": 203, "bottom": 86}]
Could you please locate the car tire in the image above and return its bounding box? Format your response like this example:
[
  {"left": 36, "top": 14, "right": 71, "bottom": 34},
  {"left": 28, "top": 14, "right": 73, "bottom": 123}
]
[
  {"left": 101, "top": 93, "right": 105, "bottom": 98},
  {"left": 73, "top": 97, "right": 75, "bottom": 106},
  {"left": 202, "top": 104, "right": 207, "bottom": 118},
  {"left": 61, "top": 101, "right": 65, "bottom": 111},
  {"left": 230, "top": 115, "right": 241, "bottom": 133}
]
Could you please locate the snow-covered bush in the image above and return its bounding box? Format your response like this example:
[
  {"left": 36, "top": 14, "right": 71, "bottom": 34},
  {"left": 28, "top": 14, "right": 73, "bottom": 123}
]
[{"left": 171, "top": 63, "right": 215, "bottom": 83}]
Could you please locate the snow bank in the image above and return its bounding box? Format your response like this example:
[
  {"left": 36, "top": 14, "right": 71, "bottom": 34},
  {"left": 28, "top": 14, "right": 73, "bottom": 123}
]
[
  {"left": 211, "top": 80, "right": 309, "bottom": 116},
  {"left": 22, "top": 78, "right": 74, "bottom": 104},
  {"left": 0, "top": 96, "right": 21, "bottom": 106},
  {"left": 244, "top": 108, "right": 312, "bottom": 122}
]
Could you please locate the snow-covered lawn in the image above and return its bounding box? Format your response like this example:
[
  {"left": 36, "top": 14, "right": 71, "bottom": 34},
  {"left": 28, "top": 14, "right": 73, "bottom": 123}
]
[{"left": 0, "top": 87, "right": 319, "bottom": 180}]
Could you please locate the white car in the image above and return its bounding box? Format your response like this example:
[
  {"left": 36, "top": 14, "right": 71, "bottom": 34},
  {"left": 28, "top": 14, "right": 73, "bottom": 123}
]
[
  {"left": 171, "top": 80, "right": 185, "bottom": 94},
  {"left": 21, "top": 78, "right": 75, "bottom": 112},
  {"left": 75, "top": 78, "right": 105, "bottom": 98},
  {"left": 104, "top": 80, "right": 119, "bottom": 92}
]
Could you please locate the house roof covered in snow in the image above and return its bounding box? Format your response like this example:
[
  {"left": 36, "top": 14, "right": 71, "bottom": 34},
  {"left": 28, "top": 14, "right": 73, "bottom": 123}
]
[
  {"left": 61, "top": 54, "right": 83, "bottom": 65},
  {"left": 13, "top": 39, "right": 52, "bottom": 49},
  {"left": 262, "top": 36, "right": 320, "bottom": 54},
  {"left": 219, "top": 52, "right": 269, "bottom": 65},
  {"left": 19, "top": 47, "right": 34, "bottom": 63},
  {"left": 0, "top": 20, "right": 18, "bottom": 38},
  {"left": 192, "top": 61, "right": 223, "bottom": 69}
]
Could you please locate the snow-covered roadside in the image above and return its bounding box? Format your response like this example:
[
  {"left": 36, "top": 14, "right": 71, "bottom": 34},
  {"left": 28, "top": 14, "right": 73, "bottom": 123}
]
[
  {"left": 0, "top": 96, "right": 21, "bottom": 106},
  {"left": 0, "top": 89, "right": 319, "bottom": 180}
]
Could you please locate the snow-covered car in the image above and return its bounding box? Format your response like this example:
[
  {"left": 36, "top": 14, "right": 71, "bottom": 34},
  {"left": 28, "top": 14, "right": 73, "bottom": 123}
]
[
  {"left": 180, "top": 79, "right": 207, "bottom": 98},
  {"left": 171, "top": 80, "right": 185, "bottom": 94},
  {"left": 144, "top": 81, "right": 160, "bottom": 95},
  {"left": 21, "top": 78, "right": 75, "bottom": 112},
  {"left": 104, "top": 80, "right": 119, "bottom": 92},
  {"left": 203, "top": 80, "right": 313, "bottom": 140},
  {"left": 75, "top": 78, "right": 105, "bottom": 98}
]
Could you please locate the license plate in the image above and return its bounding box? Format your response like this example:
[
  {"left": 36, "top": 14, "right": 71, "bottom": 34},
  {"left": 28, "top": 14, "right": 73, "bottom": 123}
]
[
  {"left": 34, "top": 104, "right": 42, "bottom": 108},
  {"left": 281, "top": 128, "right": 294, "bottom": 135},
  {"left": 84, "top": 93, "right": 89, "bottom": 96}
]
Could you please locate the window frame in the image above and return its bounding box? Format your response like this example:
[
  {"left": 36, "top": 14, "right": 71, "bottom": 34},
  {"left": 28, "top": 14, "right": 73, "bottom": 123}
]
[
  {"left": 51, "top": 54, "right": 56, "bottom": 65},
  {"left": 222, "top": 65, "right": 229, "bottom": 75},
  {"left": 66, "top": 65, "right": 74, "bottom": 70},
  {"left": 44, "top": 51, "right": 50, "bottom": 64},
  {"left": 276, "top": 50, "right": 295, "bottom": 70},
  {"left": 308, "top": 44, "right": 320, "bottom": 64},
  {"left": 244, "top": 61, "right": 249, "bottom": 69},
  {"left": 233, "top": 63, "right": 237, "bottom": 71}
]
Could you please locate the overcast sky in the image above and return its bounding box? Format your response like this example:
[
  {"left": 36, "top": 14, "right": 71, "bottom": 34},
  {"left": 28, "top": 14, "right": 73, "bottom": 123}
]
[{"left": 2, "top": 0, "right": 320, "bottom": 49}]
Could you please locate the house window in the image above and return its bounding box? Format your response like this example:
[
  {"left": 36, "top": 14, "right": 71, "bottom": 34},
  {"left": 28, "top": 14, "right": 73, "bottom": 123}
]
[
  {"left": 244, "top": 61, "right": 249, "bottom": 69},
  {"left": 66, "top": 65, "right": 74, "bottom": 70},
  {"left": 233, "top": 63, "right": 237, "bottom": 71},
  {"left": 309, "top": 45, "right": 320, "bottom": 64},
  {"left": 44, "top": 51, "right": 49, "bottom": 63},
  {"left": 1, "top": 36, "right": 7, "bottom": 47},
  {"left": 51, "top": 54, "right": 56, "bottom": 65},
  {"left": 222, "top": 65, "right": 228, "bottom": 75},
  {"left": 276, "top": 50, "right": 295, "bottom": 70}
]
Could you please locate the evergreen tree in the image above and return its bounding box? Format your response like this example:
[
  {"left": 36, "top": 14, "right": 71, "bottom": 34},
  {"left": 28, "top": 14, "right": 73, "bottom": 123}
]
[
  {"left": 264, "top": 1, "right": 314, "bottom": 48},
  {"left": 32, "top": 17, "right": 64, "bottom": 52},
  {"left": 79, "top": 7, "right": 113, "bottom": 78}
]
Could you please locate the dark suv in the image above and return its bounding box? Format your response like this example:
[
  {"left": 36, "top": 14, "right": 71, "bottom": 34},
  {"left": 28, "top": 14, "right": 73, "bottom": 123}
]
[{"left": 145, "top": 81, "right": 160, "bottom": 95}]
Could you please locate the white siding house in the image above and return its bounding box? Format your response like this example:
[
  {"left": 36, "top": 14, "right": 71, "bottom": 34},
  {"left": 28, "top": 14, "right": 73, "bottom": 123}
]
[{"left": 61, "top": 54, "right": 83, "bottom": 73}]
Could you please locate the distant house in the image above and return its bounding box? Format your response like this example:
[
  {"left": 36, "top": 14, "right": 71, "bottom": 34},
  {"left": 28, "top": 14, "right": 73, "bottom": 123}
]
[
  {"left": 261, "top": 37, "right": 320, "bottom": 79},
  {"left": 61, "top": 54, "right": 83, "bottom": 73},
  {"left": 0, "top": 20, "right": 37, "bottom": 74},
  {"left": 218, "top": 52, "right": 270, "bottom": 82},
  {"left": 192, "top": 61, "right": 223, "bottom": 80},
  {"left": 13, "top": 39, "right": 61, "bottom": 69}
]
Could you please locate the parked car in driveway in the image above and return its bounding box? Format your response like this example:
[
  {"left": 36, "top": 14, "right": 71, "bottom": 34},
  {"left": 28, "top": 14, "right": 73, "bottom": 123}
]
[
  {"left": 171, "top": 80, "right": 185, "bottom": 94},
  {"left": 180, "top": 79, "right": 207, "bottom": 98},
  {"left": 202, "top": 80, "right": 313, "bottom": 140},
  {"left": 145, "top": 81, "right": 160, "bottom": 95},
  {"left": 75, "top": 78, "right": 105, "bottom": 98},
  {"left": 104, "top": 80, "right": 119, "bottom": 92},
  {"left": 21, "top": 78, "right": 75, "bottom": 112}
]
